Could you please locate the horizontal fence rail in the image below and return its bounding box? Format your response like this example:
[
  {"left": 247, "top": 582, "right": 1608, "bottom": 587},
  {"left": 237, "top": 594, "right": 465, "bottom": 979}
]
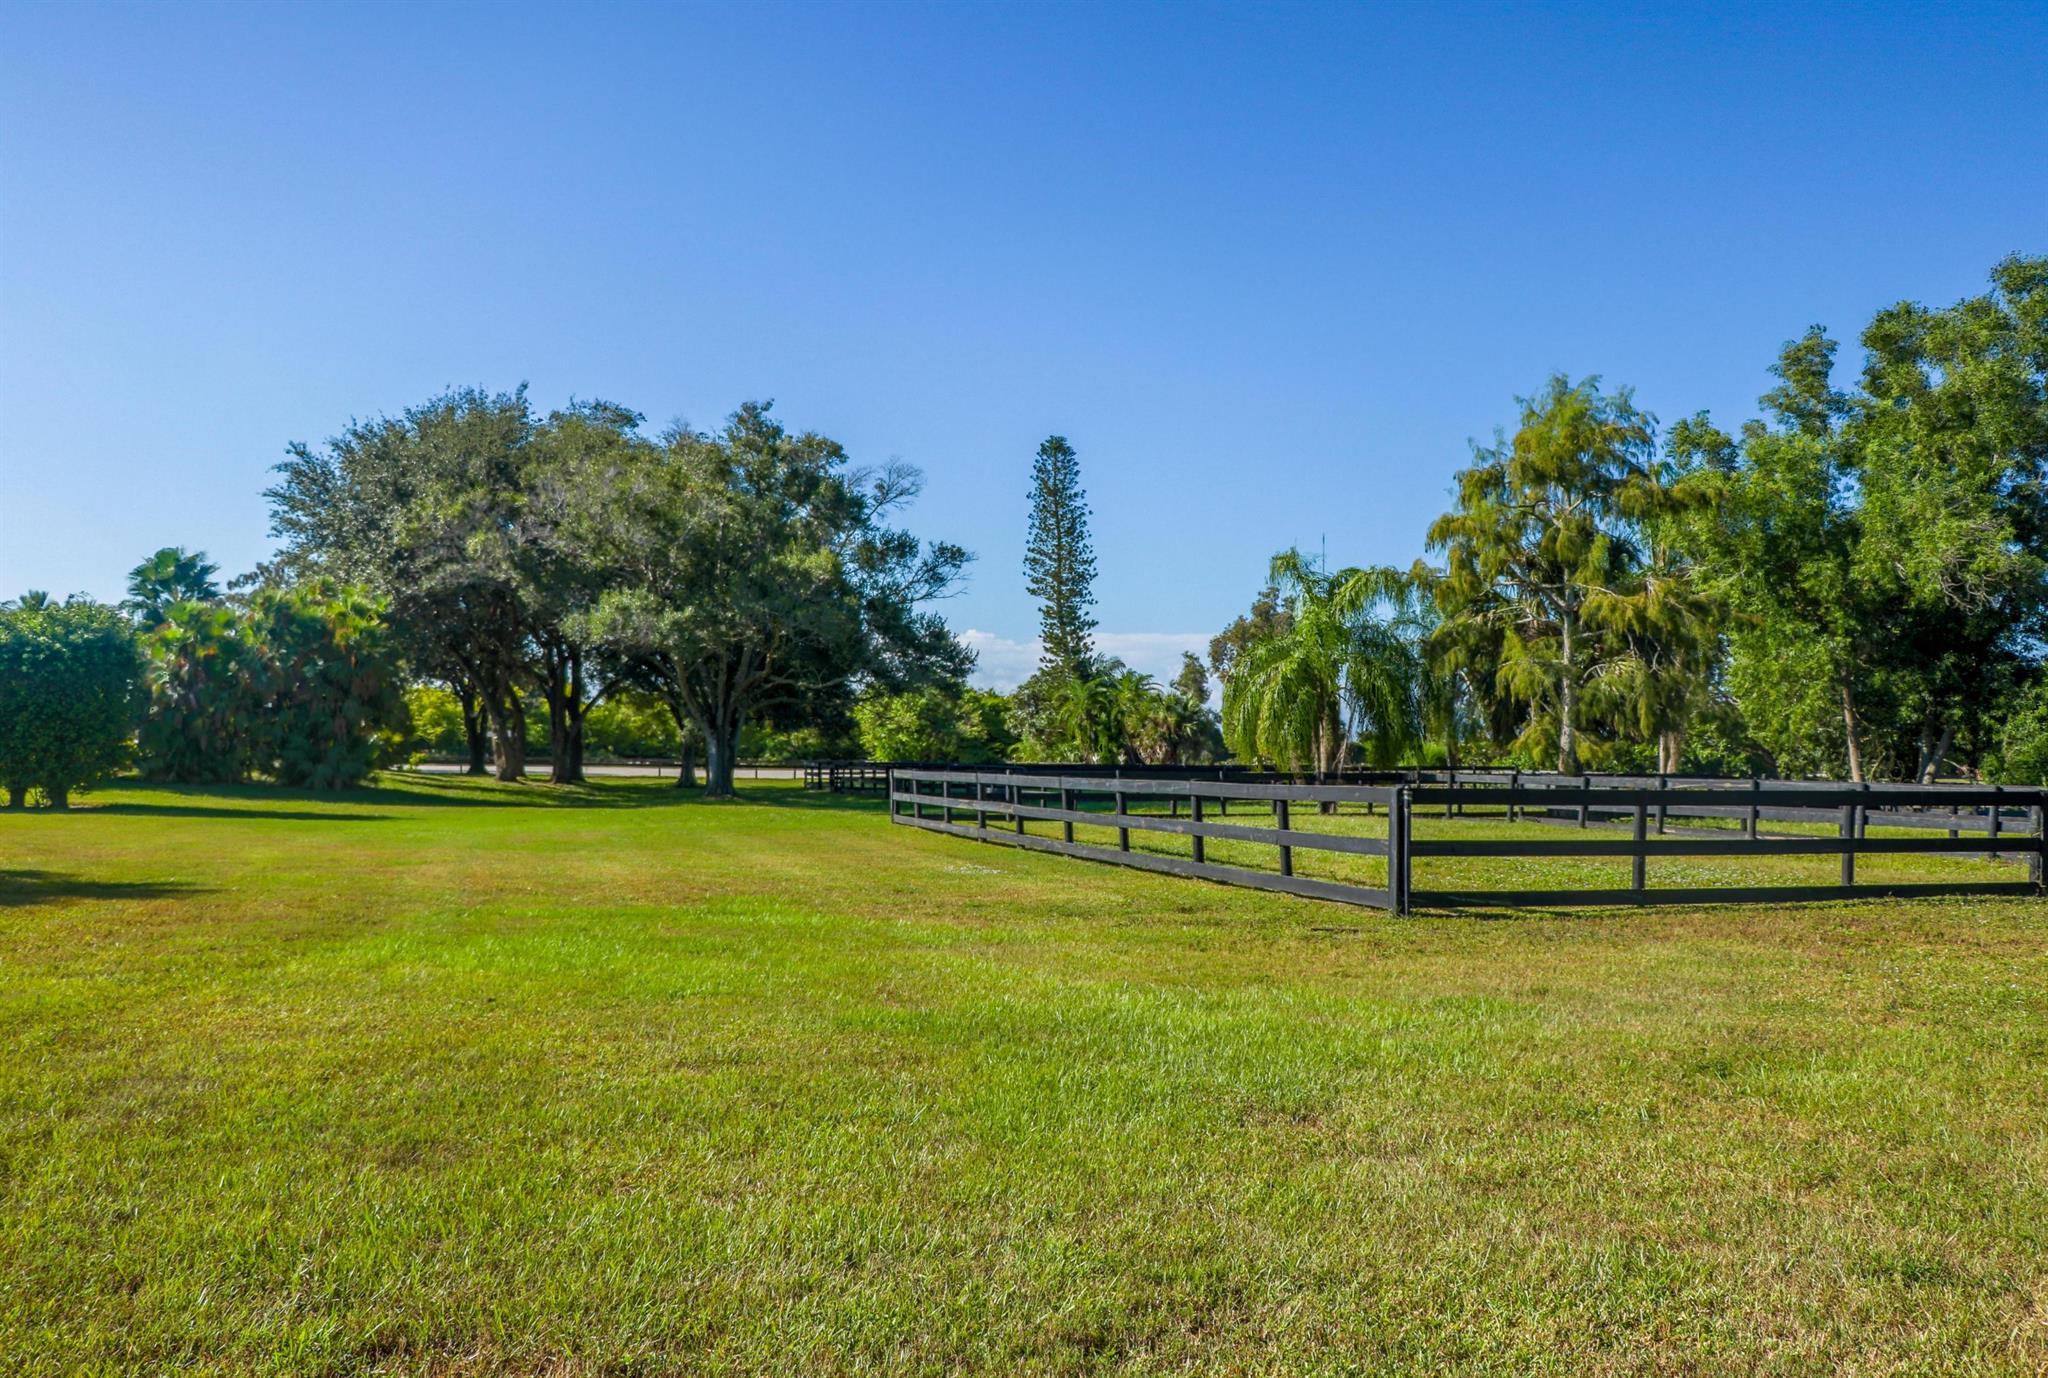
[
  {"left": 887, "top": 767, "right": 2047, "bottom": 913},
  {"left": 889, "top": 767, "right": 1405, "bottom": 910}
]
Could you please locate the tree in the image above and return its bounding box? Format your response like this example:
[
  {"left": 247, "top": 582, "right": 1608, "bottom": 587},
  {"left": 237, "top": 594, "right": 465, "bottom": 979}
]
[
  {"left": 1171, "top": 652, "right": 1211, "bottom": 705},
  {"left": 1853, "top": 254, "right": 2048, "bottom": 779},
  {"left": 268, "top": 388, "right": 539, "bottom": 781},
  {"left": 1427, "top": 376, "right": 1661, "bottom": 774},
  {"left": 124, "top": 548, "right": 221, "bottom": 628},
  {"left": 245, "top": 581, "right": 404, "bottom": 789},
  {"left": 578, "top": 402, "right": 968, "bottom": 797},
  {"left": 0, "top": 601, "right": 140, "bottom": 808},
  {"left": 1023, "top": 435, "right": 1097, "bottom": 678},
  {"left": 138, "top": 582, "right": 401, "bottom": 788},
  {"left": 138, "top": 600, "right": 263, "bottom": 784},
  {"left": 853, "top": 685, "right": 1015, "bottom": 763},
  {"left": 1209, "top": 584, "right": 1293, "bottom": 688},
  {"left": 1058, "top": 672, "right": 1127, "bottom": 765},
  {"left": 1221, "top": 550, "right": 1423, "bottom": 779}
]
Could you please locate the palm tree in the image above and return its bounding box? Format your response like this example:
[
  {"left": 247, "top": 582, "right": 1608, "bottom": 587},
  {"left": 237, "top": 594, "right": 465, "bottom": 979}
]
[
  {"left": 1222, "top": 549, "right": 1424, "bottom": 780},
  {"left": 125, "top": 547, "right": 221, "bottom": 628},
  {"left": 2, "top": 590, "right": 54, "bottom": 612},
  {"left": 1058, "top": 673, "right": 1124, "bottom": 764}
]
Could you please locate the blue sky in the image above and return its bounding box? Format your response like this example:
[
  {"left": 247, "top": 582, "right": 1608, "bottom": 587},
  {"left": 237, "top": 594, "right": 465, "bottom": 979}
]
[{"left": 3, "top": 1, "right": 2044, "bottom": 689}]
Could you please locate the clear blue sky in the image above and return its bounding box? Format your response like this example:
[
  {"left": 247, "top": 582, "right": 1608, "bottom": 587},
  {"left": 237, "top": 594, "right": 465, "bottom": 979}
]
[{"left": 4, "top": 1, "right": 2044, "bottom": 688}]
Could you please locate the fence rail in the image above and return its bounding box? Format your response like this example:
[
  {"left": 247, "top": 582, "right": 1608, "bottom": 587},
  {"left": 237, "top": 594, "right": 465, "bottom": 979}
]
[{"left": 887, "top": 767, "right": 2046, "bottom": 913}]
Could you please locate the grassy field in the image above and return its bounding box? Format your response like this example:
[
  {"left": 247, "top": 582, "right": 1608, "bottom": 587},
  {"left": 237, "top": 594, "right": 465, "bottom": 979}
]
[{"left": 4, "top": 775, "right": 2047, "bottom": 1375}]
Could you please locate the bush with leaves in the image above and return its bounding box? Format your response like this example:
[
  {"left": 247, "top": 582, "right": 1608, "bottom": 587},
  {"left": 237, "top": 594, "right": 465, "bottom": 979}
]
[
  {"left": 0, "top": 600, "right": 141, "bottom": 808},
  {"left": 1988, "top": 680, "right": 2048, "bottom": 785},
  {"left": 585, "top": 690, "right": 682, "bottom": 760},
  {"left": 139, "top": 582, "right": 401, "bottom": 788},
  {"left": 137, "top": 601, "right": 262, "bottom": 783},
  {"left": 854, "top": 685, "right": 1015, "bottom": 763},
  {"left": 246, "top": 582, "right": 403, "bottom": 788}
]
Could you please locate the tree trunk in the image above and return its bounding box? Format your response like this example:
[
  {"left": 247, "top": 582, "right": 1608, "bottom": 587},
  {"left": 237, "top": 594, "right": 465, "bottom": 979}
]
[
  {"left": 663, "top": 697, "right": 699, "bottom": 788},
  {"left": 1919, "top": 719, "right": 1955, "bottom": 785},
  {"left": 703, "top": 719, "right": 738, "bottom": 798},
  {"left": 1659, "top": 728, "right": 1684, "bottom": 776},
  {"left": 1557, "top": 608, "right": 1581, "bottom": 776},
  {"left": 46, "top": 784, "right": 69, "bottom": 810},
  {"left": 6, "top": 785, "right": 24, "bottom": 808},
  {"left": 1840, "top": 676, "right": 1865, "bottom": 784},
  {"left": 488, "top": 690, "right": 527, "bottom": 783},
  {"left": 565, "top": 652, "right": 587, "bottom": 783},
  {"left": 459, "top": 684, "right": 489, "bottom": 776},
  {"left": 543, "top": 644, "right": 588, "bottom": 786}
]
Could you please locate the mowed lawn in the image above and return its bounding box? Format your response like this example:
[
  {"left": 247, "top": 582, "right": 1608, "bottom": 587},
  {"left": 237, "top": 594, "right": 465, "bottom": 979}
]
[{"left": 4, "top": 777, "right": 2047, "bottom": 1376}]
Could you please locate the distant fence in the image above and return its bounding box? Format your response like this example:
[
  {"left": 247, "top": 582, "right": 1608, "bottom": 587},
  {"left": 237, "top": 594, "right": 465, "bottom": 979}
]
[{"left": 887, "top": 766, "right": 2047, "bottom": 913}]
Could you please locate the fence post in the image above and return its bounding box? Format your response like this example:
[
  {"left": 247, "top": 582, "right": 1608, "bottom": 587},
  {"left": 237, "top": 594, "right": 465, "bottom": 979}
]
[
  {"left": 1990, "top": 785, "right": 2004, "bottom": 862},
  {"left": 1748, "top": 779, "right": 1761, "bottom": 841},
  {"left": 1840, "top": 802, "right": 1856, "bottom": 888},
  {"left": 1015, "top": 781, "right": 1026, "bottom": 835},
  {"left": 1632, "top": 799, "right": 1648, "bottom": 900},
  {"left": 1061, "top": 786, "right": 1075, "bottom": 845},
  {"left": 1115, "top": 788, "right": 1130, "bottom": 853},
  {"left": 975, "top": 777, "right": 988, "bottom": 831},
  {"left": 1392, "top": 786, "right": 1411, "bottom": 914},
  {"left": 1276, "top": 796, "right": 1293, "bottom": 876},
  {"left": 1655, "top": 774, "right": 1668, "bottom": 835},
  {"left": 1858, "top": 782, "right": 1871, "bottom": 839},
  {"left": 2032, "top": 801, "right": 2044, "bottom": 889},
  {"left": 1508, "top": 768, "right": 1519, "bottom": 823},
  {"left": 941, "top": 780, "right": 954, "bottom": 827},
  {"left": 1190, "top": 793, "right": 1206, "bottom": 864},
  {"left": 1579, "top": 774, "right": 1590, "bottom": 828}
]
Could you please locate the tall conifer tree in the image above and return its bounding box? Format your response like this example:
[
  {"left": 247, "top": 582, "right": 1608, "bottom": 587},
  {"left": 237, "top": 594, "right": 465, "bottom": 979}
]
[{"left": 1023, "top": 435, "right": 1097, "bottom": 677}]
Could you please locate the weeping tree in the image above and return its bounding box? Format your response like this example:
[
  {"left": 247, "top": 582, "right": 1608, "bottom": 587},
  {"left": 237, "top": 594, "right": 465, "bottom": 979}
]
[
  {"left": 1427, "top": 376, "right": 1662, "bottom": 775},
  {"left": 1221, "top": 549, "right": 1423, "bottom": 779}
]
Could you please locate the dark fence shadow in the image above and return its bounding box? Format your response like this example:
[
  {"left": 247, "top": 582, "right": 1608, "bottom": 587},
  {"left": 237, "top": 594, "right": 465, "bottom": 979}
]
[{"left": 0, "top": 869, "right": 211, "bottom": 908}]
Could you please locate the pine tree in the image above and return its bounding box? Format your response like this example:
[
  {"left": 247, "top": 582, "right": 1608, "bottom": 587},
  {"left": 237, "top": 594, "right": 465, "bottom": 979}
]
[{"left": 1023, "top": 435, "right": 1097, "bottom": 677}]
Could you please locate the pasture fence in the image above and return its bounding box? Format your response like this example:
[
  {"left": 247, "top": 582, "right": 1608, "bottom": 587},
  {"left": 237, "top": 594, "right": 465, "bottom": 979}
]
[{"left": 885, "top": 766, "right": 2046, "bottom": 913}]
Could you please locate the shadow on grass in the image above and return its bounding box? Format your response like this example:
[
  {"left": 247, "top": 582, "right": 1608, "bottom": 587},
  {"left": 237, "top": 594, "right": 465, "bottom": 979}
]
[
  {"left": 0, "top": 869, "right": 211, "bottom": 908},
  {"left": 740, "top": 788, "right": 891, "bottom": 815},
  {"left": 91, "top": 802, "right": 394, "bottom": 822}
]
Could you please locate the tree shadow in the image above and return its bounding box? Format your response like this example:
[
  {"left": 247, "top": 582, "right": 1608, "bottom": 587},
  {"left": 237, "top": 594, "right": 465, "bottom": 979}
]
[
  {"left": 90, "top": 803, "right": 394, "bottom": 822},
  {"left": 740, "top": 789, "right": 892, "bottom": 814},
  {"left": 382, "top": 774, "right": 703, "bottom": 810},
  {"left": 0, "top": 869, "right": 211, "bottom": 908}
]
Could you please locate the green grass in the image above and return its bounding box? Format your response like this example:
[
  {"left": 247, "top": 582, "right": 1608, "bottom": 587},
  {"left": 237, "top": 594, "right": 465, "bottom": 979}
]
[{"left": 4, "top": 775, "right": 2047, "bottom": 1375}]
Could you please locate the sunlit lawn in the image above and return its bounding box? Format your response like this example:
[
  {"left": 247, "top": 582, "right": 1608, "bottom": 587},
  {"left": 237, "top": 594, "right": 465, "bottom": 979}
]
[{"left": 3, "top": 774, "right": 2046, "bottom": 1374}]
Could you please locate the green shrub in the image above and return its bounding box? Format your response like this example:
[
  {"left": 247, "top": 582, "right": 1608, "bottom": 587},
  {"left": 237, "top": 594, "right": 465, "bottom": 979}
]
[
  {"left": 0, "top": 601, "right": 142, "bottom": 808},
  {"left": 139, "top": 582, "right": 402, "bottom": 789},
  {"left": 247, "top": 582, "right": 403, "bottom": 789},
  {"left": 1990, "top": 680, "right": 2048, "bottom": 784},
  {"left": 585, "top": 690, "right": 680, "bottom": 759}
]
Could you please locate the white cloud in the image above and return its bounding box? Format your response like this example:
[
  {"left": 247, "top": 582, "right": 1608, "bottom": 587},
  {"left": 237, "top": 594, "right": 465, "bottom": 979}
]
[{"left": 960, "top": 628, "right": 1213, "bottom": 699}]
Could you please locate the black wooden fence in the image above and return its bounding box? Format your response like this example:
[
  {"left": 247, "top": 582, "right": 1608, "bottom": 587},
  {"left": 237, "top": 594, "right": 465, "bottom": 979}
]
[{"left": 888, "top": 766, "right": 2046, "bottom": 913}]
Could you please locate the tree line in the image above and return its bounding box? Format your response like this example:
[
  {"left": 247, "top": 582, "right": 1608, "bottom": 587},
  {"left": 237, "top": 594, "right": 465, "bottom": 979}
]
[
  {"left": 1211, "top": 254, "right": 2048, "bottom": 783},
  {"left": 6, "top": 253, "right": 2044, "bottom": 803}
]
